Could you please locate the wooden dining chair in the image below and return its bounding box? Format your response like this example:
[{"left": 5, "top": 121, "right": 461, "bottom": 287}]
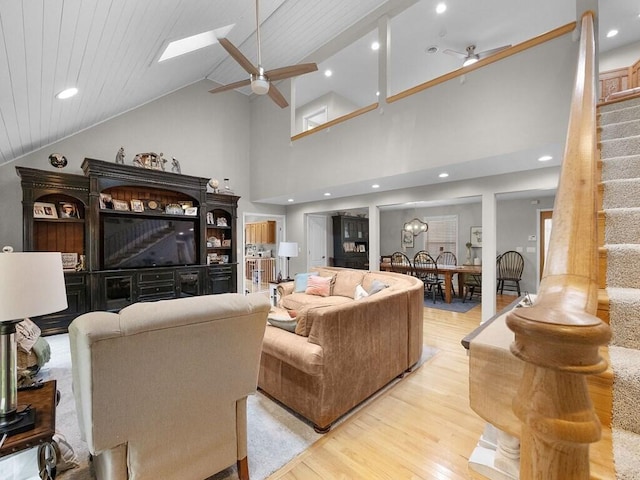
[
  {"left": 413, "top": 251, "right": 444, "bottom": 303},
  {"left": 497, "top": 250, "right": 524, "bottom": 295},
  {"left": 436, "top": 251, "right": 457, "bottom": 297},
  {"left": 390, "top": 251, "right": 412, "bottom": 275}
]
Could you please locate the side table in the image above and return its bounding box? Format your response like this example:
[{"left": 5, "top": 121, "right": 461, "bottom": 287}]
[{"left": 0, "top": 380, "right": 57, "bottom": 480}]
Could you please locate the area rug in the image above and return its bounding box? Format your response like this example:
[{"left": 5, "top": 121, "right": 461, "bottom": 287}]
[
  {"left": 424, "top": 296, "right": 480, "bottom": 313},
  {"left": 36, "top": 335, "right": 436, "bottom": 480}
]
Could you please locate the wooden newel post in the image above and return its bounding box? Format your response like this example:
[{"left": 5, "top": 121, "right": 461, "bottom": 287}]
[{"left": 507, "top": 304, "right": 610, "bottom": 480}]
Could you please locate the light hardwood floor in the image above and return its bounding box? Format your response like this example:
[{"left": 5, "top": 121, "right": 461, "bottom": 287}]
[{"left": 268, "top": 296, "right": 614, "bottom": 480}]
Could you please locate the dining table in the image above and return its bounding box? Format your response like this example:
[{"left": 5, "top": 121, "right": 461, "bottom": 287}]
[{"left": 380, "top": 262, "right": 482, "bottom": 303}]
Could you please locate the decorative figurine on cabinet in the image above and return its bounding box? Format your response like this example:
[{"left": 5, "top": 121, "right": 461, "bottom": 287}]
[
  {"left": 171, "top": 157, "right": 181, "bottom": 174},
  {"left": 115, "top": 147, "right": 125, "bottom": 164}
]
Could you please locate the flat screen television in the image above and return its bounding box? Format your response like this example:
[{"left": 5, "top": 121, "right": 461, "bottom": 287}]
[{"left": 102, "top": 215, "right": 198, "bottom": 269}]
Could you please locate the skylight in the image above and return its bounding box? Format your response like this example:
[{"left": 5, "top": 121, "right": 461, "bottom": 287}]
[{"left": 158, "top": 24, "right": 235, "bottom": 62}]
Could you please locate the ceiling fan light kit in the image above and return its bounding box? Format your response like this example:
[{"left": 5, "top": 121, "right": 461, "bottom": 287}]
[
  {"left": 209, "top": 0, "right": 317, "bottom": 108},
  {"left": 444, "top": 43, "right": 510, "bottom": 67}
]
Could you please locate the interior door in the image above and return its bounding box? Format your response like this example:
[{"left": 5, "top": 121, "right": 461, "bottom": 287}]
[
  {"left": 307, "top": 214, "right": 328, "bottom": 269},
  {"left": 539, "top": 209, "right": 553, "bottom": 281}
]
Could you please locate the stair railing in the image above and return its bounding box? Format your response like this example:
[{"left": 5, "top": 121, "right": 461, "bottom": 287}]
[{"left": 505, "top": 12, "right": 611, "bottom": 479}]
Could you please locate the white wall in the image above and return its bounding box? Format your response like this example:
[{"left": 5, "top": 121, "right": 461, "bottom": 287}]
[
  {"left": 0, "top": 80, "right": 285, "bottom": 292},
  {"left": 600, "top": 40, "right": 640, "bottom": 72},
  {"left": 294, "top": 91, "right": 359, "bottom": 133},
  {"left": 249, "top": 33, "right": 577, "bottom": 203}
]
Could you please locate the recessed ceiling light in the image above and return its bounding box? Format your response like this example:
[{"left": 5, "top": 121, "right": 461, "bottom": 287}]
[
  {"left": 438, "top": 172, "right": 449, "bottom": 178},
  {"left": 538, "top": 155, "right": 553, "bottom": 162},
  {"left": 287, "top": 198, "right": 294, "bottom": 203},
  {"left": 324, "top": 192, "right": 331, "bottom": 196},
  {"left": 436, "top": 2, "right": 447, "bottom": 14},
  {"left": 606, "top": 29, "right": 618, "bottom": 38},
  {"left": 324, "top": 69, "right": 332, "bottom": 77},
  {"left": 372, "top": 184, "right": 380, "bottom": 189},
  {"left": 371, "top": 41, "right": 380, "bottom": 51},
  {"left": 425, "top": 45, "right": 439, "bottom": 54},
  {"left": 56, "top": 87, "right": 78, "bottom": 99},
  {"left": 158, "top": 24, "right": 234, "bottom": 62}
]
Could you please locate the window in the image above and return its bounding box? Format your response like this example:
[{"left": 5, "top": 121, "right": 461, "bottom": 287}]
[{"left": 423, "top": 215, "right": 458, "bottom": 257}]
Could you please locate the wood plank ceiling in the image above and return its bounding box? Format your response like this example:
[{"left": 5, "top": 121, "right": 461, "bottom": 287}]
[{"left": 0, "top": 0, "right": 638, "bottom": 166}]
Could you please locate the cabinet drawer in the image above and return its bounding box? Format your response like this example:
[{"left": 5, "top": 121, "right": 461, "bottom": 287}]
[
  {"left": 65, "top": 274, "right": 86, "bottom": 286},
  {"left": 138, "top": 283, "right": 175, "bottom": 298},
  {"left": 139, "top": 271, "right": 174, "bottom": 284}
]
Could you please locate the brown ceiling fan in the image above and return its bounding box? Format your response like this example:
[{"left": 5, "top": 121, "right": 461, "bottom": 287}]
[{"left": 209, "top": 0, "right": 317, "bottom": 108}]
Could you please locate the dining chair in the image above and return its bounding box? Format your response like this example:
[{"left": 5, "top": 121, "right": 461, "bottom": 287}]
[
  {"left": 497, "top": 250, "right": 524, "bottom": 295},
  {"left": 463, "top": 253, "right": 502, "bottom": 303},
  {"left": 413, "top": 251, "right": 444, "bottom": 303},
  {"left": 435, "top": 251, "right": 457, "bottom": 297},
  {"left": 390, "top": 251, "right": 412, "bottom": 275}
]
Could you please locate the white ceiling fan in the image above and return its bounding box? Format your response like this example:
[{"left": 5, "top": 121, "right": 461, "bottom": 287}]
[
  {"left": 443, "top": 44, "right": 511, "bottom": 67},
  {"left": 209, "top": 0, "right": 318, "bottom": 108}
]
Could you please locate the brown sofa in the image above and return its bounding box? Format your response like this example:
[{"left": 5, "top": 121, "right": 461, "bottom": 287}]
[{"left": 258, "top": 266, "right": 424, "bottom": 432}]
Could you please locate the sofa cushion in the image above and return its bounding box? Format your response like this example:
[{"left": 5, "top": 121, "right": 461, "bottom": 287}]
[
  {"left": 332, "top": 270, "right": 366, "bottom": 298},
  {"left": 281, "top": 292, "right": 352, "bottom": 312},
  {"left": 294, "top": 272, "right": 318, "bottom": 292},
  {"left": 262, "top": 325, "right": 324, "bottom": 376},
  {"left": 305, "top": 275, "right": 332, "bottom": 297}
]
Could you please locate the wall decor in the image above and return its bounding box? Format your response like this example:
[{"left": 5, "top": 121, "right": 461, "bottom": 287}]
[
  {"left": 130, "top": 199, "right": 144, "bottom": 212},
  {"left": 59, "top": 202, "right": 79, "bottom": 218},
  {"left": 402, "top": 230, "right": 414, "bottom": 248},
  {"left": 112, "top": 199, "right": 130, "bottom": 211},
  {"left": 132, "top": 152, "right": 167, "bottom": 170},
  {"left": 99, "top": 193, "right": 113, "bottom": 209},
  {"left": 470, "top": 226, "right": 482, "bottom": 247},
  {"left": 34, "top": 202, "right": 58, "bottom": 219},
  {"left": 184, "top": 206, "right": 198, "bottom": 216},
  {"left": 48, "top": 153, "right": 68, "bottom": 169},
  {"left": 61, "top": 252, "right": 78, "bottom": 270}
]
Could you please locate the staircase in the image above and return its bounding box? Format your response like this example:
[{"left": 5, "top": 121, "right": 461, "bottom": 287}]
[{"left": 598, "top": 94, "right": 640, "bottom": 480}]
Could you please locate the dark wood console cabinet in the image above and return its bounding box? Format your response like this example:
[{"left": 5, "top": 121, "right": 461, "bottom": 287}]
[
  {"left": 16, "top": 158, "right": 239, "bottom": 334},
  {"left": 332, "top": 215, "right": 369, "bottom": 270}
]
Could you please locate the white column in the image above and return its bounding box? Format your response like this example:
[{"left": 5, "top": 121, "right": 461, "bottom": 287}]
[
  {"left": 368, "top": 205, "right": 380, "bottom": 271},
  {"left": 481, "top": 192, "right": 497, "bottom": 322},
  {"left": 469, "top": 423, "right": 520, "bottom": 480}
]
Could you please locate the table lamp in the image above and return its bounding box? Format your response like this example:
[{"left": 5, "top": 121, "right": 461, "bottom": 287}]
[
  {"left": 0, "top": 247, "right": 67, "bottom": 435},
  {"left": 277, "top": 242, "right": 298, "bottom": 281}
]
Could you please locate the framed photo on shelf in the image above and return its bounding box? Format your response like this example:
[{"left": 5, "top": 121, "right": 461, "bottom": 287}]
[
  {"left": 34, "top": 202, "right": 58, "bottom": 219},
  {"left": 99, "top": 193, "right": 113, "bottom": 209},
  {"left": 58, "top": 202, "right": 79, "bottom": 218},
  {"left": 184, "top": 206, "right": 198, "bottom": 216},
  {"left": 222, "top": 239, "right": 231, "bottom": 247},
  {"left": 221, "top": 255, "right": 229, "bottom": 264},
  {"left": 112, "top": 199, "right": 129, "bottom": 211},
  {"left": 402, "top": 230, "right": 414, "bottom": 248},
  {"left": 470, "top": 226, "right": 482, "bottom": 247},
  {"left": 130, "top": 199, "right": 144, "bottom": 212},
  {"left": 61, "top": 252, "right": 78, "bottom": 270}
]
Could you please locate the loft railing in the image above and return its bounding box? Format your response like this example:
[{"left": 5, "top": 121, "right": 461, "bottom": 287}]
[{"left": 505, "top": 12, "right": 611, "bottom": 479}]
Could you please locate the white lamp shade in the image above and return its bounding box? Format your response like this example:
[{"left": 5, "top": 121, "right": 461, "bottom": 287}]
[
  {"left": 0, "top": 251, "right": 68, "bottom": 321},
  {"left": 278, "top": 242, "right": 298, "bottom": 258}
]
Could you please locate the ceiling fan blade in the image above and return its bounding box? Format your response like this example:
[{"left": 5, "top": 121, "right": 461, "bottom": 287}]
[
  {"left": 442, "top": 49, "right": 467, "bottom": 59},
  {"left": 265, "top": 63, "right": 318, "bottom": 82},
  {"left": 218, "top": 38, "right": 259, "bottom": 76},
  {"left": 208, "top": 78, "right": 251, "bottom": 94},
  {"left": 267, "top": 84, "right": 288, "bottom": 108},
  {"left": 477, "top": 44, "right": 511, "bottom": 58}
]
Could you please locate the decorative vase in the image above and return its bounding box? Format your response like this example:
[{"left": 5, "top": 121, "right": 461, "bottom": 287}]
[{"left": 466, "top": 246, "right": 472, "bottom": 265}]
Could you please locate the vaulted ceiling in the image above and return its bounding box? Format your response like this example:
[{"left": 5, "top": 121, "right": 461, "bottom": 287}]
[{"left": 0, "top": 0, "right": 638, "bottom": 167}]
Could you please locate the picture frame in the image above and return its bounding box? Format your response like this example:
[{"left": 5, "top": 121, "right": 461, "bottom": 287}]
[
  {"left": 130, "top": 199, "right": 144, "bottom": 212},
  {"left": 61, "top": 252, "right": 78, "bottom": 270},
  {"left": 99, "top": 193, "right": 113, "bottom": 209},
  {"left": 402, "top": 230, "right": 414, "bottom": 248},
  {"left": 206, "top": 212, "right": 214, "bottom": 224},
  {"left": 221, "top": 255, "right": 229, "bottom": 264},
  {"left": 112, "top": 199, "right": 130, "bottom": 211},
  {"left": 470, "top": 226, "right": 482, "bottom": 247},
  {"left": 222, "top": 239, "right": 231, "bottom": 247},
  {"left": 58, "top": 202, "right": 79, "bottom": 218},
  {"left": 34, "top": 202, "right": 58, "bottom": 219},
  {"left": 184, "top": 206, "right": 198, "bottom": 216}
]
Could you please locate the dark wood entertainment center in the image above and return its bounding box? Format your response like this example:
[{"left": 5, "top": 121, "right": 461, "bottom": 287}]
[{"left": 16, "top": 158, "right": 239, "bottom": 335}]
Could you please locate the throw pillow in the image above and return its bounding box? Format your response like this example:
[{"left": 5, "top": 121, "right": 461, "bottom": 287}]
[
  {"left": 294, "top": 272, "right": 318, "bottom": 292},
  {"left": 268, "top": 315, "right": 297, "bottom": 332},
  {"left": 367, "top": 279, "right": 389, "bottom": 296},
  {"left": 354, "top": 284, "right": 369, "bottom": 300},
  {"left": 305, "top": 275, "right": 332, "bottom": 297}
]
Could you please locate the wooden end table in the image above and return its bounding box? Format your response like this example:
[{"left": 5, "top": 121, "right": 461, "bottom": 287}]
[{"left": 0, "top": 380, "right": 57, "bottom": 479}]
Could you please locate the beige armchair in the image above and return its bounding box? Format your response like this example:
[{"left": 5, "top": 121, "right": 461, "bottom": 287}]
[{"left": 69, "top": 293, "right": 270, "bottom": 480}]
